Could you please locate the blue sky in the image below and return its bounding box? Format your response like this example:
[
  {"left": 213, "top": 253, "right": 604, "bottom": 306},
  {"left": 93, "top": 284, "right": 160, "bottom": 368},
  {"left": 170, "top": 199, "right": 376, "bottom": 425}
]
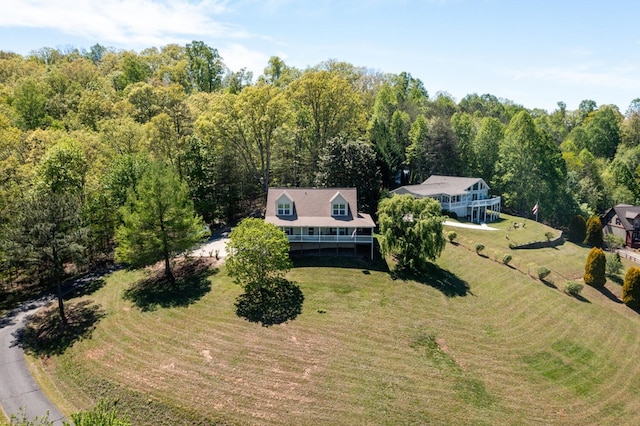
[{"left": 1, "top": 0, "right": 639, "bottom": 113}]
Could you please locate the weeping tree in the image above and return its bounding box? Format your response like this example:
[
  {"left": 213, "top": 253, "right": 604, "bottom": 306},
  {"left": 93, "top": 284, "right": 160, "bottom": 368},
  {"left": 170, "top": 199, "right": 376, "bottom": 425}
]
[{"left": 377, "top": 194, "right": 445, "bottom": 271}]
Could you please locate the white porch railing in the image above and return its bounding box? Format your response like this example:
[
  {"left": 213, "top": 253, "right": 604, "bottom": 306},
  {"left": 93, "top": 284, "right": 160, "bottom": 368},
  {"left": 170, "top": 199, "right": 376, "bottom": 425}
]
[
  {"left": 470, "top": 196, "right": 501, "bottom": 208},
  {"left": 287, "top": 235, "right": 373, "bottom": 244}
]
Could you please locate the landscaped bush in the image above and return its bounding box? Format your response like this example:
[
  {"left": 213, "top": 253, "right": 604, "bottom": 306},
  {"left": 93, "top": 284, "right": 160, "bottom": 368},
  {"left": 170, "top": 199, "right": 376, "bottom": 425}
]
[
  {"left": 536, "top": 266, "right": 551, "bottom": 280},
  {"left": 606, "top": 252, "right": 623, "bottom": 276},
  {"left": 475, "top": 243, "right": 485, "bottom": 255},
  {"left": 604, "top": 233, "right": 624, "bottom": 251},
  {"left": 502, "top": 254, "right": 512, "bottom": 265},
  {"left": 623, "top": 267, "right": 640, "bottom": 310},
  {"left": 584, "top": 216, "right": 603, "bottom": 248},
  {"left": 565, "top": 281, "right": 584, "bottom": 296},
  {"left": 567, "top": 214, "right": 587, "bottom": 243},
  {"left": 584, "top": 247, "right": 606, "bottom": 288},
  {"left": 447, "top": 231, "right": 457, "bottom": 243}
]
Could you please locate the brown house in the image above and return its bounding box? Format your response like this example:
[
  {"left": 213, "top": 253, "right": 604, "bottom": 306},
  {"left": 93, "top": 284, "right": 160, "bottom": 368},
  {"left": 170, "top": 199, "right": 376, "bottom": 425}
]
[
  {"left": 264, "top": 188, "right": 376, "bottom": 258},
  {"left": 601, "top": 204, "right": 640, "bottom": 248}
]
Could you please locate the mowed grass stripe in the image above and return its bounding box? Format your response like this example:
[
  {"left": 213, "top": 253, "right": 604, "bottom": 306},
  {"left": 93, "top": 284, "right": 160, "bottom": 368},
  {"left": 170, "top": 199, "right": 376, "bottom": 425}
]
[{"left": 27, "top": 213, "right": 640, "bottom": 424}]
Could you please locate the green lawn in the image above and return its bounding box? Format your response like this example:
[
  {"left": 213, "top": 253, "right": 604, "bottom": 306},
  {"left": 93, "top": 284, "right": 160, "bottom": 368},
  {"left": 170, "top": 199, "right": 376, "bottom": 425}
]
[{"left": 25, "top": 215, "right": 640, "bottom": 425}]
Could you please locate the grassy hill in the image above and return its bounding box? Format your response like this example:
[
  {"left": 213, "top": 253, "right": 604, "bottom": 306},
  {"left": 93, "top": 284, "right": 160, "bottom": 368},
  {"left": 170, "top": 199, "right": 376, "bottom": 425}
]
[{"left": 25, "top": 214, "right": 640, "bottom": 425}]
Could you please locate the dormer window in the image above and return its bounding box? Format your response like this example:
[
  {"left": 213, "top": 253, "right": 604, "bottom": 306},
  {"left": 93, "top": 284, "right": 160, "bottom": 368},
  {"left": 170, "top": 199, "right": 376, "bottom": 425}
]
[
  {"left": 277, "top": 202, "right": 291, "bottom": 215},
  {"left": 332, "top": 202, "right": 346, "bottom": 216}
]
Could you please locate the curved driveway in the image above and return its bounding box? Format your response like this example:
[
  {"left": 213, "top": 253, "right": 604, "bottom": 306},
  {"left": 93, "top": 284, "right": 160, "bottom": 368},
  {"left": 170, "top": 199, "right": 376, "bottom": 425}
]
[{"left": 0, "top": 297, "right": 66, "bottom": 425}]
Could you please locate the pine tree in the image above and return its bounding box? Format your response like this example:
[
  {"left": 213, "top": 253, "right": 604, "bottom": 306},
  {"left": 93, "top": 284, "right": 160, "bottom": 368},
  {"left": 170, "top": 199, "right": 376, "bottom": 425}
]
[{"left": 115, "top": 163, "right": 207, "bottom": 283}]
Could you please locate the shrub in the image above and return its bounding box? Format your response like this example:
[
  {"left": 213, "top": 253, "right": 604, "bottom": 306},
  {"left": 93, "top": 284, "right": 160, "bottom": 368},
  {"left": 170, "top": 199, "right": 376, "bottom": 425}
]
[
  {"left": 536, "top": 266, "right": 551, "bottom": 280},
  {"left": 475, "top": 243, "right": 485, "bottom": 255},
  {"left": 604, "top": 233, "right": 624, "bottom": 251},
  {"left": 565, "top": 281, "right": 584, "bottom": 296},
  {"left": 623, "top": 267, "right": 640, "bottom": 310},
  {"left": 447, "top": 231, "right": 457, "bottom": 243},
  {"left": 606, "top": 252, "right": 623, "bottom": 276},
  {"left": 544, "top": 231, "right": 554, "bottom": 241},
  {"left": 584, "top": 216, "right": 603, "bottom": 248},
  {"left": 502, "top": 254, "right": 512, "bottom": 265},
  {"left": 567, "top": 214, "right": 587, "bottom": 243},
  {"left": 584, "top": 247, "right": 606, "bottom": 288}
]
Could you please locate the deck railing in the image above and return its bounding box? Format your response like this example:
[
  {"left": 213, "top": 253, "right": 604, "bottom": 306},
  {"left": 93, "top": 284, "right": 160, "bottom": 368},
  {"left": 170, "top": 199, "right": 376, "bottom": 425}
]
[{"left": 286, "top": 234, "right": 373, "bottom": 244}]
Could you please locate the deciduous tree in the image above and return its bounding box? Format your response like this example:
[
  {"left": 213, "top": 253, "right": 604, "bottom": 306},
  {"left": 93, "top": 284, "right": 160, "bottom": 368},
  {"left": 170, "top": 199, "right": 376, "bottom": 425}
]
[
  {"left": 226, "top": 218, "right": 292, "bottom": 288},
  {"left": 377, "top": 194, "right": 445, "bottom": 271}
]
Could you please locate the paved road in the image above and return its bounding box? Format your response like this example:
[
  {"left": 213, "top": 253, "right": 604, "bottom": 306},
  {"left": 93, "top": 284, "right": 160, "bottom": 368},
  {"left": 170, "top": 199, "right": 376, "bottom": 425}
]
[{"left": 0, "top": 297, "right": 66, "bottom": 425}]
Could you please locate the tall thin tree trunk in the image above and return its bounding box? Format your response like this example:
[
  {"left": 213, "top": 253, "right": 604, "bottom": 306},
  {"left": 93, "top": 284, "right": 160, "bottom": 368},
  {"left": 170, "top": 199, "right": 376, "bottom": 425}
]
[{"left": 53, "top": 253, "right": 67, "bottom": 326}]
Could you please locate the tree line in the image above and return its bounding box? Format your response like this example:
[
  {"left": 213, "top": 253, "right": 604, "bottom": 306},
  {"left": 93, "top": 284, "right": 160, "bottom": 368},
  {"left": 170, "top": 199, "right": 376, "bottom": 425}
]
[{"left": 2, "top": 41, "right": 640, "bottom": 297}]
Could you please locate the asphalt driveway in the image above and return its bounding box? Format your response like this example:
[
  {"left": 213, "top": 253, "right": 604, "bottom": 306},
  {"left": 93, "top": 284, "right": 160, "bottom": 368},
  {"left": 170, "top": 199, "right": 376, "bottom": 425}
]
[{"left": 0, "top": 297, "right": 66, "bottom": 425}]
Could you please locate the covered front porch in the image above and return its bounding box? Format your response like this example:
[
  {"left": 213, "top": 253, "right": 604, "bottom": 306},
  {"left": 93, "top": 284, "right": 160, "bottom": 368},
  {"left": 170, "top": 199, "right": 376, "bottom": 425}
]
[{"left": 281, "top": 226, "right": 375, "bottom": 259}]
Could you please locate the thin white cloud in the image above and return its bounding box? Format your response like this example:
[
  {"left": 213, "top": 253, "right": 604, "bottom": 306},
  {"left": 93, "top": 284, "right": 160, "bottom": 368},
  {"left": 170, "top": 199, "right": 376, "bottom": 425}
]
[
  {"left": 1, "top": 0, "right": 251, "bottom": 46},
  {"left": 219, "top": 42, "right": 269, "bottom": 75}
]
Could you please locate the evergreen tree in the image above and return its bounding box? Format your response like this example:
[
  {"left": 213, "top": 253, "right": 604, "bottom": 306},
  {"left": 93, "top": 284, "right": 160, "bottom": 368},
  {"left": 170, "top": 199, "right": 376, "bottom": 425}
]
[
  {"left": 115, "top": 163, "right": 207, "bottom": 283},
  {"left": 623, "top": 267, "right": 640, "bottom": 310},
  {"left": 584, "top": 247, "right": 606, "bottom": 288},
  {"left": 584, "top": 216, "right": 604, "bottom": 248}
]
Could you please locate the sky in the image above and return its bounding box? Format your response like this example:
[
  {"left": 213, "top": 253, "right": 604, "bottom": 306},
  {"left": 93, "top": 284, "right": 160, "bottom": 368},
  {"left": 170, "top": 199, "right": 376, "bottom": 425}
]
[{"left": 1, "top": 0, "right": 639, "bottom": 113}]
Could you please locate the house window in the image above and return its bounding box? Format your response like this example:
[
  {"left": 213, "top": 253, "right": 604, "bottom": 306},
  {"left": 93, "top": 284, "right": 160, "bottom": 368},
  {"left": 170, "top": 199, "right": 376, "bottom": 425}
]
[
  {"left": 277, "top": 202, "right": 291, "bottom": 215},
  {"left": 332, "top": 203, "right": 346, "bottom": 216},
  {"left": 281, "top": 227, "right": 292, "bottom": 235},
  {"left": 338, "top": 228, "right": 348, "bottom": 235},
  {"left": 615, "top": 218, "right": 621, "bottom": 225},
  {"left": 308, "top": 227, "right": 315, "bottom": 235}
]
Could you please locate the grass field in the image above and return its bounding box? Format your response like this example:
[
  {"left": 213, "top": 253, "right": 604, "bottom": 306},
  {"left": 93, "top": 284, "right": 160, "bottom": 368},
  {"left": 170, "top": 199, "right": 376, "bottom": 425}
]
[{"left": 25, "top": 214, "right": 640, "bottom": 425}]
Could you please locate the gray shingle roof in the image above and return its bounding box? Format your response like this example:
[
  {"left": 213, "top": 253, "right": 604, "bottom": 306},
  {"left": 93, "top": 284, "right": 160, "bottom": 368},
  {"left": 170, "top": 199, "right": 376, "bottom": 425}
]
[
  {"left": 391, "top": 175, "right": 487, "bottom": 197},
  {"left": 265, "top": 188, "right": 375, "bottom": 228}
]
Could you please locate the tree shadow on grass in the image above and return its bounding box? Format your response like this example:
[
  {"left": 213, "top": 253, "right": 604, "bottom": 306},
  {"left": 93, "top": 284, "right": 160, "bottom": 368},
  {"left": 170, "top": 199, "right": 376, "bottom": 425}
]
[
  {"left": 236, "top": 278, "right": 304, "bottom": 327},
  {"left": 123, "top": 258, "right": 216, "bottom": 312},
  {"left": 607, "top": 275, "right": 624, "bottom": 286},
  {"left": 13, "top": 300, "right": 105, "bottom": 357},
  {"left": 391, "top": 263, "right": 472, "bottom": 297},
  {"left": 598, "top": 286, "right": 622, "bottom": 304},
  {"left": 540, "top": 279, "right": 558, "bottom": 289}
]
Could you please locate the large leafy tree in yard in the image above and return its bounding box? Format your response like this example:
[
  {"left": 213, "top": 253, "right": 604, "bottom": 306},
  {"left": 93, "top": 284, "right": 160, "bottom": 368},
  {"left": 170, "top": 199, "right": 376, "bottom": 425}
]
[
  {"left": 378, "top": 194, "right": 445, "bottom": 271},
  {"left": 115, "top": 163, "right": 207, "bottom": 284},
  {"left": 494, "top": 110, "right": 573, "bottom": 223},
  {"left": 4, "top": 191, "right": 86, "bottom": 325},
  {"left": 225, "top": 218, "right": 292, "bottom": 288}
]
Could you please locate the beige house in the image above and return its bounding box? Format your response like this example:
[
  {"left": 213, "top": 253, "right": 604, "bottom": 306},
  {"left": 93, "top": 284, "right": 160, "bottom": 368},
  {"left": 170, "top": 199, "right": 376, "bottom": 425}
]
[
  {"left": 265, "top": 188, "right": 376, "bottom": 258},
  {"left": 391, "top": 175, "right": 501, "bottom": 223}
]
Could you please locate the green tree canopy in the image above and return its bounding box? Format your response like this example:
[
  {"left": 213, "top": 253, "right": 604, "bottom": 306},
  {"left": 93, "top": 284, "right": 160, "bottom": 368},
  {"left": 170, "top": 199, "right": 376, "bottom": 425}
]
[
  {"left": 225, "top": 218, "right": 292, "bottom": 288},
  {"left": 3, "top": 191, "right": 86, "bottom": 325},
  {"left": 314, "top": 137, "right": 381, "bottom": 213},
  {"left": 115, "top": 163, "right": 207, "bottom": 283},
  {"left": 377, "top": 194, "right": 445, "bottom": 271}
]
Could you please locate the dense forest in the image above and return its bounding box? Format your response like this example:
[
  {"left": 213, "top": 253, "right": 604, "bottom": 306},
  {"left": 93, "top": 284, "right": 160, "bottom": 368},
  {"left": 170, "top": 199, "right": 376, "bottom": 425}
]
[{"left": 1, "top": 41, "right": 639, "bottom": 282}]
